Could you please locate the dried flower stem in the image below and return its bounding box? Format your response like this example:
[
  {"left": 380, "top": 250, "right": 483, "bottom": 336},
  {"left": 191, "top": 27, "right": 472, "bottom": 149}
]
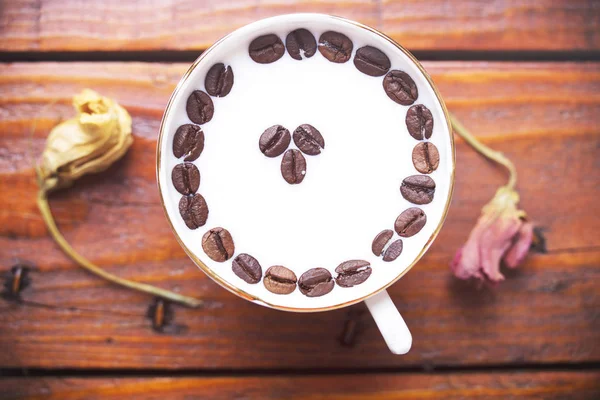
[
  {"left": 450, "top": 113, "right": 517, "bottom": 190},
  {"left": 32, "top": 95, "right": 202, "bottom": 308},
  {"left": 36, "top": 189, "right": 202, "bottom": 307}
]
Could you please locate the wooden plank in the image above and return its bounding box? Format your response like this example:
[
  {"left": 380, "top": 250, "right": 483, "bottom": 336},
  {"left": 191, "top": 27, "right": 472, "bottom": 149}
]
[
  {"left": 0, "top": 0, "right": 598, "bottom": 52},
  {"left": 2, "top": 372, "right": 600, "bottom": 399},
  {"left": 0, "top": 62, "right": 599, "bottom": 369}
]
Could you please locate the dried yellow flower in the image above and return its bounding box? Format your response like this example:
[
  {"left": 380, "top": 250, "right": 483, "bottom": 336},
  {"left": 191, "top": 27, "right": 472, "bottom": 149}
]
[
  {"left": 37, "top": 89, "right": 133, "bottom": 192},
  {"left": 35, "top": 89, "right": 202, "bottom": 307}
]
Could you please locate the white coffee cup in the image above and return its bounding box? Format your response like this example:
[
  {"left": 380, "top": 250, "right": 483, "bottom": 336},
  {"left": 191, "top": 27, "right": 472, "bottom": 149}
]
[{"left": 157, "top": 14, "right": 455, "bottom": 354}]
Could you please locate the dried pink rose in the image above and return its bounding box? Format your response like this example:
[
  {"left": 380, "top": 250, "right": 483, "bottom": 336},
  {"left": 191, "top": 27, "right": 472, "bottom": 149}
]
[
  {"left": 448, "top": 114, "right": 537, "bottom": 284},
  {"left": 450, "top": 187, "right": 533, "bottom": 283}
]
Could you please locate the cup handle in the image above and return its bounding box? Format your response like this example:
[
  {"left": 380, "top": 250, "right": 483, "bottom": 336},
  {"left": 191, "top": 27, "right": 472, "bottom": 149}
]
[{"left": 364, "top": 290, "right": 412, "bottom": 354}]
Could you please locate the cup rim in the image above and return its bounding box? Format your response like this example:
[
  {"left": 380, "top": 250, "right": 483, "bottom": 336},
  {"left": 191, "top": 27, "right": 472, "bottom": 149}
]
[{"left": 156, "top": 13, "right": 456, "bottom": 313}]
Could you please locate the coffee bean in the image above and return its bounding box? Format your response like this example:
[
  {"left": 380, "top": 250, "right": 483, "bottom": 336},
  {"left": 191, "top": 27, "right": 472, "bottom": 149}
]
[
  {"left": 353, "top": 46, "right": 390, "bottom": 77},
  {"left": 264, "top": 266, "right": 297, "bottom": 294},
  {"left": 298, "top": 268, "right": 334, "bottom": 297},
  {"left": 383, "top": 70, "right": 418, "bottom": 106},
  {"left": 232, "top": 253, "right": 262, "bottom": 284},
  {"left": 286, "top": 28, "right": 317, "bottom": 60},
  {"left": 400, "top": 175, "right": 436, "bottom": 205},
  {"left": 281, "top": 149, "right": 306, "bottom": 184},
  {"left": 383, "top": 239, "right": 403, "bottom": 262},
  {"left": 406, "top": 104, "right": 433, "bottom": 140},
  {"left": 293, "top": 124, "right": 325, "bottom": 155},
  {"left": 173, "top": 124, "right": 204, "bottom": 161},
  {"left": 205, "top": 63, "right": 234, "bottom": 97},
  {"left": 395, "top": 207, "right": 427, "bottom": 237},
  {"left": 372, "top": 229, "right": 394, "bottom": 256},
  {"left": 259, "top": 125, "right": 291, "bottom": 157},
  {"left": 249, "top": 34, "right": 285, "bottom": 64},
  {"left": 335, "top": 260, "right": 372, "bottom": 288},
  {"left": 318, "top": 31, "right": 353, "bottom": 63},
  {"left": 412, "top": 142, "right": 440, "bottom": 174},
  {"left": 179, "top": 194, "right": 208, "bottom": 230},
  {"left": 202, "top": 227, "right": 234, "bottom": 262},
  {"left": 186, "top": 90, "right": 214, "bottom": 125},
  {"left": 172, "top": 162, "right": 200, "bottom": 195}
]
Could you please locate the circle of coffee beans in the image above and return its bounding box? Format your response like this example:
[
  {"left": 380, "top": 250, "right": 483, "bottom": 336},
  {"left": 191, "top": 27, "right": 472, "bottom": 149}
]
[
  {"left": 264, "top": 266, "right": 297, "bottom": 294},
  {"left": 179, "top": 193, "right": 209, "bottom": 230},
  {"left": 406, "top": 104, "right": 433, "bottom": 140},
  {"left": 395, "top": 208, "right": 427, "bottom": 237},
  {"left": 318, "top": 31, "right": 353, "bottom": 63},
  {"left": 186, "top": 90, "right": 214, "bottom": 125},
  {"left": 172, "top": 124, "right": 207, "bottom": 229},
  {"left": 372, "top": 229, "right": 405, "bottom": 262},
  {"left": 383, "top": 70, "right": 418, "bottom": 106},
  {"left": 412, "top": 142, "right": 439, "bottom": 174},
  {"left": 205, "top": 63, "right": 234, "bottom": 97},
  {"left": 354, "top": 46, "right": 390, "bottom": 77},
  {"left": 286, "top": 29, "right": 317, "bottom": 60},
  {"left": 401, "top": 175, "right": 436, "bottom": 205},
  {"left": 168, "top": 27, "right": 443, "bottom": 296},
  {"left": 173, "top": 124, "right": 204, "bottom": 161},
  {"left": 232, "top": 253, "right": 263, "bottom": 284},
  {"left": 202, "top": 228, "right": 235, "bottom": 262},
  {"left": 172, "top": 162, "right": 200, "bottom": 195},
  {"left": 249, "top": 34, "right": 285, "bottom": 63},
  {"left": 299, "top": 268, "right": 334, "bottom": 297},
  {"left": 335, "top": 260, "right": 372, "bottom": 288}
]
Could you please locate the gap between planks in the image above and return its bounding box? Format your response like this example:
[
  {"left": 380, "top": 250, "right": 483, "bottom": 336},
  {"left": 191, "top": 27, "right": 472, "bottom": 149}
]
[
  {"left": 1, "top": 50, "right": 600, "bottom": 63},
  {"left": 1, "top": 362, "right": 600, "bottom": 378}
]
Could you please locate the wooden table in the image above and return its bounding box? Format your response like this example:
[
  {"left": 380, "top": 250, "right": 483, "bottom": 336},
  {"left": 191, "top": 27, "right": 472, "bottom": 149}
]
[{"left": 1, "top": 1, "right": 599, "bottom": 399}]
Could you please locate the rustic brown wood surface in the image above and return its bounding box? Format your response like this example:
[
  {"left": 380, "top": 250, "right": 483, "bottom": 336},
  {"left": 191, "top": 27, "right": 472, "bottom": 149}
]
[
  {"left": 1, "top": 0, "right": 599, "bottom": 52},
  {"left": 2, "top": 2, "right": 600, "bottom": 396},
  {"left": 1, "top": 62, "right": 599, "bottom": 372},
  {"left": 2, "top": 371, "right": 600, "bottom": 400}
]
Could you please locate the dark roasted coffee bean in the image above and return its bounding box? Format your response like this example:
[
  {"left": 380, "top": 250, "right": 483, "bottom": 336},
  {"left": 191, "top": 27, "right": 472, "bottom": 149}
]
[
  {"left": 281, "top": 149, "right": 306, "bottom": 184},
  {"left": 401, "top": 175, "right": 436, "bottom": 204},
  {"left": 395, "top": 207, "right": 427, "bottom": 237},
  {"left": 293, "top": 124, "right": 325, "bottom": 155},
  {"left": 178, "top": 194, "right": 208, "bottom": 229},
  {"left": 299, "top": 268, "right": 334, "bottom": 297},
  {"left": 353, "top": 46, "right": 390, "bottom": 77},
  {"left": 383, "top": 70, "right": 418, "bottom": 105},
  {"left": 406, "top": 104, "right": 433, "bottom": 140},
  {"left": 372, "top": 229, "right": 394, "bottom": 256},
  {"left": 259, "top": 125, "right": 291, "bottom": 157},
  {"left": 249, "top": 34, "right": 285, "bottom": 64},
  {"left": 318, "top": 31, "right": 353, "bottom": 63},
  {"left": 383, "top": 239, "right": 403, "bottom": 262},
  {"left": 186, "top": 90, "right": 214, "bottom": 125},
  {"left": 202, "top": 227, "right": 234, "bottom": 262},
  {"left": 172, "top": 162, "right": 200, "bottom": 195},
  {"left": 173, "top": 124, "right": 204, "bottom": 161},
  {"left": 232, "top": 253, "right": 262, "bottom": 284},
  {"left": 205, "top": 63, "right": 234, "bottom": 97},
  {"left": 264, "top": 265, "right": 297, "bottom": 294},
  {"left": 412, "top": 142, "right": 440, "bottom": 174},
  {"left": 335, "top": 260, "right": 372, "bottom": 288},
  {"left": 286, "top": 28, "right": 317, "bottom": 60}
]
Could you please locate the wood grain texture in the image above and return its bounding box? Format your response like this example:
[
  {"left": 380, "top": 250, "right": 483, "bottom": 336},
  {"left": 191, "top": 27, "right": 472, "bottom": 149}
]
[
  {"left": 0, "top": 0, "right": 598, "bottom": 52},
  {"left": 2, "top": 372, "right": 600, "bottom": 399},
  {"left": 0, "top": 62, "right": 599, "bottom": 369}
]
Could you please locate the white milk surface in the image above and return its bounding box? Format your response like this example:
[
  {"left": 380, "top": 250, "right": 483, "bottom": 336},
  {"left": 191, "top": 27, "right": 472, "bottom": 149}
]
[{"left": 158, "top": 14, "right": 454, "bottom": 310}]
